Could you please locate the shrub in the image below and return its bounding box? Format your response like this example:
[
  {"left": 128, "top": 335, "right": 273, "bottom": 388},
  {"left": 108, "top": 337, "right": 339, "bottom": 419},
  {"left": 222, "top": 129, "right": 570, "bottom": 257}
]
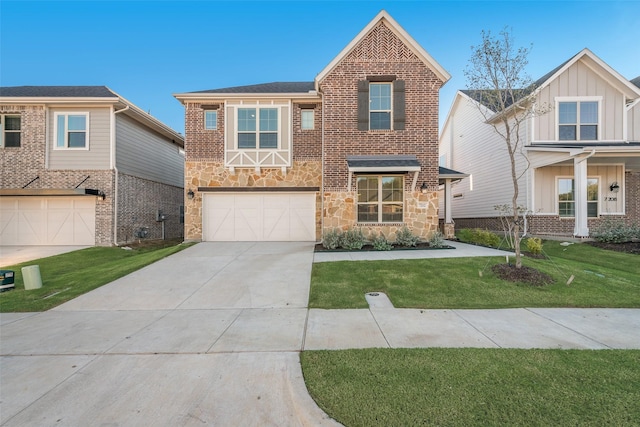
[
  {"left": 340, "top": 228, "right": 366, "bottom": 250},
  {"left": 457, "top": 228, "right": 501, "bottom": 248},
  {"left": 395, "top": 226, "right": 420, "bottom": 247},
  {"left": 371, "top": 232, "right": 393, "bottom": 251},
  {"left": 525, "top": 237, "right": 543, "bottom": 255},
  {"left": 591, "top": 218, "right": 634, "bottom": 243},
  {"left": 428, "top": 230, "right": 445, "bottom": 248},
  {"left": 322, "top": 229, "right": 343, "bottom": 250}
]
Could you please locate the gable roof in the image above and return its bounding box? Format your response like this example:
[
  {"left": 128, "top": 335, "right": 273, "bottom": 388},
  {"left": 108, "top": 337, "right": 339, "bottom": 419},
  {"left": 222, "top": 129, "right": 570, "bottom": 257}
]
[
  {"left": 188, "top": 82, "right": 315, "bottom": 94},
  {"left": 0, "top": 85, "right": 183, "bottom": 144},
  {"left": 632, "top": 76, "right": 640, "bottom": 89},
  {"left": 315, "top": 10, "right": 450, "bottom": 85},
  {"left": 0, "top": 86, "right": 117, "bottom": 98}
]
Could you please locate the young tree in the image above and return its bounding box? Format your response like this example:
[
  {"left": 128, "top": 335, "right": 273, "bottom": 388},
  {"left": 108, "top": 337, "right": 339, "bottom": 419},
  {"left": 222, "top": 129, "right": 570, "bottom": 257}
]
[{"left": 464, "top": 28, "right": 545, "bottom": 269}]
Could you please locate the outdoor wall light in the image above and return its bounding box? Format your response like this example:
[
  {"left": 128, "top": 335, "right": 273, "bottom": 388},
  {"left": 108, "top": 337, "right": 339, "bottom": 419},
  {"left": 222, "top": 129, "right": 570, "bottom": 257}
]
[
  {"left": 609, "top": 182, "right": 620, "bottom": 193},
  {"left": 187, "top": 189, "right": 195, "bottom": 199},
  {"left": 420, "top": 182, "right": 428, "bottom": 194},
  {"left": 98, "top": 191, "right": 106, "bottom": 201}
]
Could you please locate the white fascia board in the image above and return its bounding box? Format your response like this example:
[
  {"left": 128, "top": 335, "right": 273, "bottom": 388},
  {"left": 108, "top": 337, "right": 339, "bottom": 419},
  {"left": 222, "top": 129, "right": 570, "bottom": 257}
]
[
  {"left": 174, "top": 92, "right": 320, "bottom": 104},
  {"left": 315, "top": 10, "right": 450, "bottom": 87},
  {"left": 0, "top": 96, "right": 119, "bottom": 105}
]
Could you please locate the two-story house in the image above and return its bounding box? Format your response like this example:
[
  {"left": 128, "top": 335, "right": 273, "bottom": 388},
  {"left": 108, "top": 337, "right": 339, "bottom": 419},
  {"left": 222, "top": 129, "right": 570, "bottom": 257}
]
[
  {"left": 439, "top": 49, "right": 640, "bottom": 238},
  {"left": 176, "top": 10, "right": 465, "bottom": 243},
  {"left": 0, "top": 86, "right": 185, "bottom": 246}
]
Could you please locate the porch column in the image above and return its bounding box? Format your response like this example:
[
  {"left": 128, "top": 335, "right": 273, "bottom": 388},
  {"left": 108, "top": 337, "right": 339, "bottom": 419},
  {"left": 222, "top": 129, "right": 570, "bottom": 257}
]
[
  {"left": 573, "top": 156, "right": 589, "bottom": 237},
  {"left": 443, "top": 179, "right": 455, "bottom": 238}
]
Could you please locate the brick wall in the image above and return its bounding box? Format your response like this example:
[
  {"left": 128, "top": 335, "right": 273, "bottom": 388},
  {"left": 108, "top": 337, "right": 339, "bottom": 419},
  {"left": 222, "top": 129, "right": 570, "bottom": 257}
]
[
  {"left": 1, "top": 105, "right": 46, "bottom": 187},
  {"left": 116, "top": 172, "right": 184, "bottom": 244}
]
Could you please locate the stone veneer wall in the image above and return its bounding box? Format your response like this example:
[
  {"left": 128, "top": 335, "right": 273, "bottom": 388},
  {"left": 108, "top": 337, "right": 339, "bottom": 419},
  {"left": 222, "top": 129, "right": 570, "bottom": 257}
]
[
  {"left": 323, "top": 190, "right": 439, "bottom": 241},
  {"left": 116, "top": 173, "right": 184, "bottom": 244},
  {"left": 185, "top": 160, "right": 322, "bottom": 241}
]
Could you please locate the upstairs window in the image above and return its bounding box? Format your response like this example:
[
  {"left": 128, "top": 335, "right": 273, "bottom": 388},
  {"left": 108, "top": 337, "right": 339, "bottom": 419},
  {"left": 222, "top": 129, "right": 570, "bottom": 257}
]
[
  {"left": 558, "top": 100, "right": 599, "bottom": 141},
  {"left": 237, "top": 108, "right": 278, "bottom": 149},
  {"left": 1, "top": 115, "right": 21, "bottom": 147},
  {"left": 357, "top": 175, "right": 404, "bottom": 223},
  {"left": 301, "top": 109, "right": 314, "bottom": 130},
  {"left": 55, "top": 113, "right": 88, "bottom": 149},
  {"left": 204, "top": 110, "right": 217, "bottom": 130},
  {"left": 358, "top": 78, "right": 405, "bottom": 131}
]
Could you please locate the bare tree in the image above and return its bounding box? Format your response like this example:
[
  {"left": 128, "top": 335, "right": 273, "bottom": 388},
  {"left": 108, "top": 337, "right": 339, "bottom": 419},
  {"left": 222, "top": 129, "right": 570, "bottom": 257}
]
[{"left": 464, "top": 28, "right": 546, "bottom": 268}]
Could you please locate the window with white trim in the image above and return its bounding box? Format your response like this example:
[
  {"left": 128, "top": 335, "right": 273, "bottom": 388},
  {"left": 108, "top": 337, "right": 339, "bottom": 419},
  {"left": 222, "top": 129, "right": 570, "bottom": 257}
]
[
  {"left": 558, "top": 177, "right": 598, "bottom": 217},
  {"left": 55, "top": 113, "right": 89, "bottom": 149},
  {"left": 369, "top": 82, "right": 392, "bottom": 130},
  {"left": 357, "top": 175, "right": 403, "bottom": 223},
  {"left": 237, "top": 107, "right": 278, "bottom": 149},
  {"left": 1, "top": 114, "right": 21, "bottom": 147},
  {"left": 204, "top": 111, "right": 217, "bottom": 130},
  {"left": 558, "top": 101, "right": 599, "bottom": 141},
  {"left": 301, "top": 109, "right": 314, "bottom": 130}
]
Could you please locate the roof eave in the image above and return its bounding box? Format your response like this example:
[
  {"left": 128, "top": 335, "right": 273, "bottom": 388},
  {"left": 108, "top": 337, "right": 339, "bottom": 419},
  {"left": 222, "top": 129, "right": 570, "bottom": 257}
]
[
  {"left": 0, "top": 96, "right": 120, "bottom": 105},
  {"left": 173, "top": 92, "right": 321, "bottom": 104}
]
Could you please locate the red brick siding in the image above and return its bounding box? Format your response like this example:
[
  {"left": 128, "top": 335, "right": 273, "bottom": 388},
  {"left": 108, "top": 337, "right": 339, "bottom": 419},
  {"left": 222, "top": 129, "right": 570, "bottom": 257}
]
[{"left": 292, "top": 103, "right": 322, "bottom": 160}]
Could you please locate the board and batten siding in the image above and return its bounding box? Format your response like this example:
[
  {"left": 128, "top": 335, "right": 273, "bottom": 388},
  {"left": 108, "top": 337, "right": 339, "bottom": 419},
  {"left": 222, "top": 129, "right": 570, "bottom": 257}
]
[
  {"left": 115, "top": 114, "right": 184, "bottom": 188},
  {"left": 628, "top": 102, "right": 640, "bottom": 141},
  {"left": 444, "top": 96, "right": 529, "bottom": 219},
  {"left": 534, "top": 58, "right": 626, "bottom": 142},
  {"left": 533, "top": 164, "right": 624, "bottom": 215},
  {"left": 48, "top": 107, "right": 111, "bottom": 170}
]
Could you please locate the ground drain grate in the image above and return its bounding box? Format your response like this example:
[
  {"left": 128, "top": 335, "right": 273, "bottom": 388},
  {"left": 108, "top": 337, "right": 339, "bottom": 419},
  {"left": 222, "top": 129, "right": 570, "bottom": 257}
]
[{"left": 365, "top": 292, "right": 394, "bottom": 308}]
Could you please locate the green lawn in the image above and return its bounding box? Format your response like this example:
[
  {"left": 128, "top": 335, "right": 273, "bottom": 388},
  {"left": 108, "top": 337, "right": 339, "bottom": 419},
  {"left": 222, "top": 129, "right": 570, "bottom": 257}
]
[
  {"left": 309, "top": 240, "right": 640, "bottom": 309},
  {"left": 301, "top": 348, "right": 640, "bottom": 427},
  {"left": 0, "top": 240, "right": 192, "bottom": 312}
]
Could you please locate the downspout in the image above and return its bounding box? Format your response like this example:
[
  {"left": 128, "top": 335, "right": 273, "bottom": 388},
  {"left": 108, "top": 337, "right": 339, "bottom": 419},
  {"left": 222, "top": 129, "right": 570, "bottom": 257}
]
[
  {"left": 320, "top": 86, "right": 325, "bottom": 244},
  {"left": 45, "top": 107, "right": 50, "bottom": 168},
  {"left": 112, "top": 104, "right": 130, "bottom": 245}
]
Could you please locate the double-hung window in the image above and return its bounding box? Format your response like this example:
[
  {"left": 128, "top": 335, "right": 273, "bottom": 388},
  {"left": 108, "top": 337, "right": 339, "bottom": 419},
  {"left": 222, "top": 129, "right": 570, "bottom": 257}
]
[
  {"left": 369, "top": 83, "right": 392, "bottom": 130},
  {"left": 204, "top": 110, "right": 217, "bottom": 130},
  {"left": 1, "top": 115, "right": 21, "bottom": 147},
  {"left": 55, "top": 113, "right": 89, "bottom": 149},
  {"left": 237, "top": 108, "right": 278, "bottom": 149},
  {"left": 558, "top": 178, "right": 598, "bottom": 217},
  {"left": 301, "top": 109, "right": 314, "bottom": 130},
  {"left": 358, "top": 78, "right": 405, "bottom": 131},
  {"left": 357, "top": 175, "right": 403, "bottom": 223},
  {"left": 558, "top": 100, "right": 599, "bottom": 141}
]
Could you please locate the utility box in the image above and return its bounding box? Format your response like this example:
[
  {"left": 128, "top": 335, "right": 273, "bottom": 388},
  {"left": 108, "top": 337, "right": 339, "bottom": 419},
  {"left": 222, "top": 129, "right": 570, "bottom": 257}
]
[
  {"left": 156, "top": 210, "right": 168, "bottom": 222},
  {"left": 0, "top": 270, "right": 15, "bottom": 292},
  {"left": 22, "top": 265, "right": 43, "bottom": 290}
]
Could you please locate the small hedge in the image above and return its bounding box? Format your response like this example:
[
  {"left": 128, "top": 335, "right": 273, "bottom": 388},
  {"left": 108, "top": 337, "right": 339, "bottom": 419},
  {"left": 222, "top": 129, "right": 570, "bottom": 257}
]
[{"left": 457, "top": 228, "right": 501, "bottom": 248}]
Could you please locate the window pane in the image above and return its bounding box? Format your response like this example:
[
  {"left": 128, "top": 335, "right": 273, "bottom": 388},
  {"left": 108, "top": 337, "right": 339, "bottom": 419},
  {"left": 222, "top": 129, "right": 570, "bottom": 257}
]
[
  {"left": 259, "top": 108, "right": 278, "bottom": 131},
  {"left": 68, "top": 115, "right": 86, "bottom": 131},
  {"left": 381, "top": 176, "right": 403, "bottom": 202},
  {"left": 587, "top": 179, "right": 598, "bottom": 201},
  {"left": 580, "top": 125, "right": 597, "bottom": 140},
  {"left": 68, "top": 132, "right": 86, "bottom": 148},
  {"left": 357, "top": 204, "right": 378, "bottom": 222},
  {"left": 57, "top": 115, "right": 65, "bottom": 147},
  {"left": 238, "top": 133, "right": 256, "bottom": 149},
  {"left": 205, "top": 111, "right": 217, "bottom": 129},
  {"left": 559, "top": 202, "right": 575, "bottom": 217},
  {"left": 370, "top": 112, "right": 391, "bottom": 130},
  {"left": 382, "top": 204, "right": 403, "bottom": 222},
  {"left": 5, "top": 116, "right": 21, "bottom": 130},
  {"left": 357, "top": 176, "right": 378, "bottom": 203},
  {"left": 558, "top": 179, "right": 574, "bottom": 201},
  {"left": 587, "top": 202, "right": 598, "bottom": 217},
  {"left": 238, "top": 109, "right": 256, "bottom": 132},
  {"left": 559, "top": 102, "right": 577, "bottom": 124},
  {"left": 4, "top": 132, "right": 20, "bottom": 147},
  {"left": 370, "top": 84, "right": 391, "bottom": 110},
  {"left": 301, "top": 110, "right": 314, "bottom": 129},
  {"left": 580, "top": 102, "right": 598, "bottom": 124},
  {"left": 259, "top": 133, "right": 277, "bottom": 149},
  {"left": 559, "top": 125, "right": 576, "bottom": 140}
]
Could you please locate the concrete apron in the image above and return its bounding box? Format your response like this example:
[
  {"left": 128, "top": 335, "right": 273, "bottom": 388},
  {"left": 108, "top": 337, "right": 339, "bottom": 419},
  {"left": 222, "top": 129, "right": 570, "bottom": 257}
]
[{"left": 0, "top": 242, "right": 339, "bottom": 427}]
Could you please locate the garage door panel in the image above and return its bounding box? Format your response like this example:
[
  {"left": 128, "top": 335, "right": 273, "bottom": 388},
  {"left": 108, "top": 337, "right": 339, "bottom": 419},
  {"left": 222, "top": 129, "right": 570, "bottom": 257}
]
[
  {"left": 0, "top": 197, "right": 95, "bottom": 245},
  {"left": 203, "top": 193, "right": 315, "bottom": 241}
]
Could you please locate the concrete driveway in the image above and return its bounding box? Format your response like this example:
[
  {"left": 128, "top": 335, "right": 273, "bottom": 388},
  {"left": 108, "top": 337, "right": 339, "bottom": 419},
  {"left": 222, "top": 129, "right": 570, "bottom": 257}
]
[{"left": 0, "top": 242, "right": 339, "bottom": 426}]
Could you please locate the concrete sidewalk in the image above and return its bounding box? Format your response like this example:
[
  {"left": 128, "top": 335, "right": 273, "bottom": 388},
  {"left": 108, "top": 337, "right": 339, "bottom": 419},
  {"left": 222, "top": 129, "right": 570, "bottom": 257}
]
[{"left": 1, "top": 241, "right": 639, "bottom": 426}]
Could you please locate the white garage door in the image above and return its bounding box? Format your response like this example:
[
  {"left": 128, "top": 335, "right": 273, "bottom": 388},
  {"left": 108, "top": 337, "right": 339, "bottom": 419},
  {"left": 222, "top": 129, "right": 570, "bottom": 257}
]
[
  {"left": 0, "top": 197, "right": 96, "bottom": 245},
  {"left": 203, "top": 193, "right": 316, "bottom": 241}
]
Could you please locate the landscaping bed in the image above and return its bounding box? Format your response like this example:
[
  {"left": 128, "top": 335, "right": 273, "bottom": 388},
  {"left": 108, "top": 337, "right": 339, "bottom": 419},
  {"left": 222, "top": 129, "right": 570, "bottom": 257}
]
[
  {"left": 586, "top": 241, "right": 640, "bottom": 254},
  {"left": 313, "top": 242, "right": 454, "bottom": 252}
]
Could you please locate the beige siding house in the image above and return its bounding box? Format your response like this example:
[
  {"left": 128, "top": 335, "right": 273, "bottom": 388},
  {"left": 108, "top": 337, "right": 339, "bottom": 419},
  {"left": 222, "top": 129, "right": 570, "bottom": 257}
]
[
  {"left": 439, "top": 49, "right": 640, "bottom": 237},
  {"left": 0, "top": 86, "right": 185, "bottom": 246}
]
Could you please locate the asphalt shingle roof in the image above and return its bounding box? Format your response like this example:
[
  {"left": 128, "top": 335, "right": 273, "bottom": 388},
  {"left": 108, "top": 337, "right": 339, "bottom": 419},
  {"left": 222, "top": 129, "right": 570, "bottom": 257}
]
[
  {"left": 190, "top": 82, "right": 315, "bottom": 94},
  {"left": 346, "top": 155, "right": 420, "bottom": 169},
  {"left": 0, "top": 86, "right": 117, "bottom": 98},
  {"left": 631, "top": 76, "right": 640, "bottom": 89}
]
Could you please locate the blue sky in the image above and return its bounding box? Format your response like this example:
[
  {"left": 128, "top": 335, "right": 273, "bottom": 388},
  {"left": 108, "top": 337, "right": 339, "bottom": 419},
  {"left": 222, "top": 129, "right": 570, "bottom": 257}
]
[{"left": 1, "top": 1, "right": 638, "bottom": 135}]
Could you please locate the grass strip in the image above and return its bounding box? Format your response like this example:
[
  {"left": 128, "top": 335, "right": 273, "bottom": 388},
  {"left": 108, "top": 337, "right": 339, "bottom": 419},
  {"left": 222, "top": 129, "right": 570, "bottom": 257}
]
[{"left": 302, "top": 348, "right": 640, "bottom": 427}]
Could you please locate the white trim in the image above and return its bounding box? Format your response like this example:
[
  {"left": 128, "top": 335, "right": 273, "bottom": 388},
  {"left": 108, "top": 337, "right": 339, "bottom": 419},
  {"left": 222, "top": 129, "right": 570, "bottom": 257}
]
[
  {"left": 355, "top": 174, "right": 405, "bottom": 224},
  {"left": 52, "top": 111, "right": 90, "bottom": 150}
]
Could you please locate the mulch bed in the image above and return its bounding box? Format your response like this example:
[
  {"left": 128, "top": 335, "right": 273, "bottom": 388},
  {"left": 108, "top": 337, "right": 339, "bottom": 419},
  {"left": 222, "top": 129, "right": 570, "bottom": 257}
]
[
  {"left": 314, "top": 242, "right": 454, "bottom": 252},
  {"left": 491, "top": 264, "right": 555, "bottom": 287},
  {"left": 585, "top": 241, "right": 640, "bottom": 255}
]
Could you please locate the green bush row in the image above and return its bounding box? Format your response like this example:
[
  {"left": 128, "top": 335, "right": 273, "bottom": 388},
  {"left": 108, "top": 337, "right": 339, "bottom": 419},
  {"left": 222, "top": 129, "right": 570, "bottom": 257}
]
[
  {"left": 322, "top": 227, "right": 446, "bottom": 251},
  {"left": 457, "top": 228, "right": 502, "bottom": 248},
  {"left": 591, "top": 219, "right": 640, "bottom": 243}
]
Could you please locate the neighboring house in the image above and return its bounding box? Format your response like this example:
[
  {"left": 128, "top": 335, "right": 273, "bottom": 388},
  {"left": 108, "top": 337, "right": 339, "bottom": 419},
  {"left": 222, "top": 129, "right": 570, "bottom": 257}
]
[
  {"left": 439, "top": 49, "right": 640, "bottom": 237},
  {"left": 175, "top": 10, "right": 465, "bottom": 242},
  {"left": 0, "top": 86, "right": 185, "bottom": 246}
]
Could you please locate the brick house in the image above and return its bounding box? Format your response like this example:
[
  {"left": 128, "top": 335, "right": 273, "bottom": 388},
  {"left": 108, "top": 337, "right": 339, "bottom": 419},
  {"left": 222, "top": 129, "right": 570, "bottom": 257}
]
[
  {"left": 439, "top": 49, "right": 640, "bottom": 237},
  {"left": 176, "top": 10, "right": 465, "bottom": 242},
  {"left": 0, "top": 86, "right": 185, "bottom": 246}
]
